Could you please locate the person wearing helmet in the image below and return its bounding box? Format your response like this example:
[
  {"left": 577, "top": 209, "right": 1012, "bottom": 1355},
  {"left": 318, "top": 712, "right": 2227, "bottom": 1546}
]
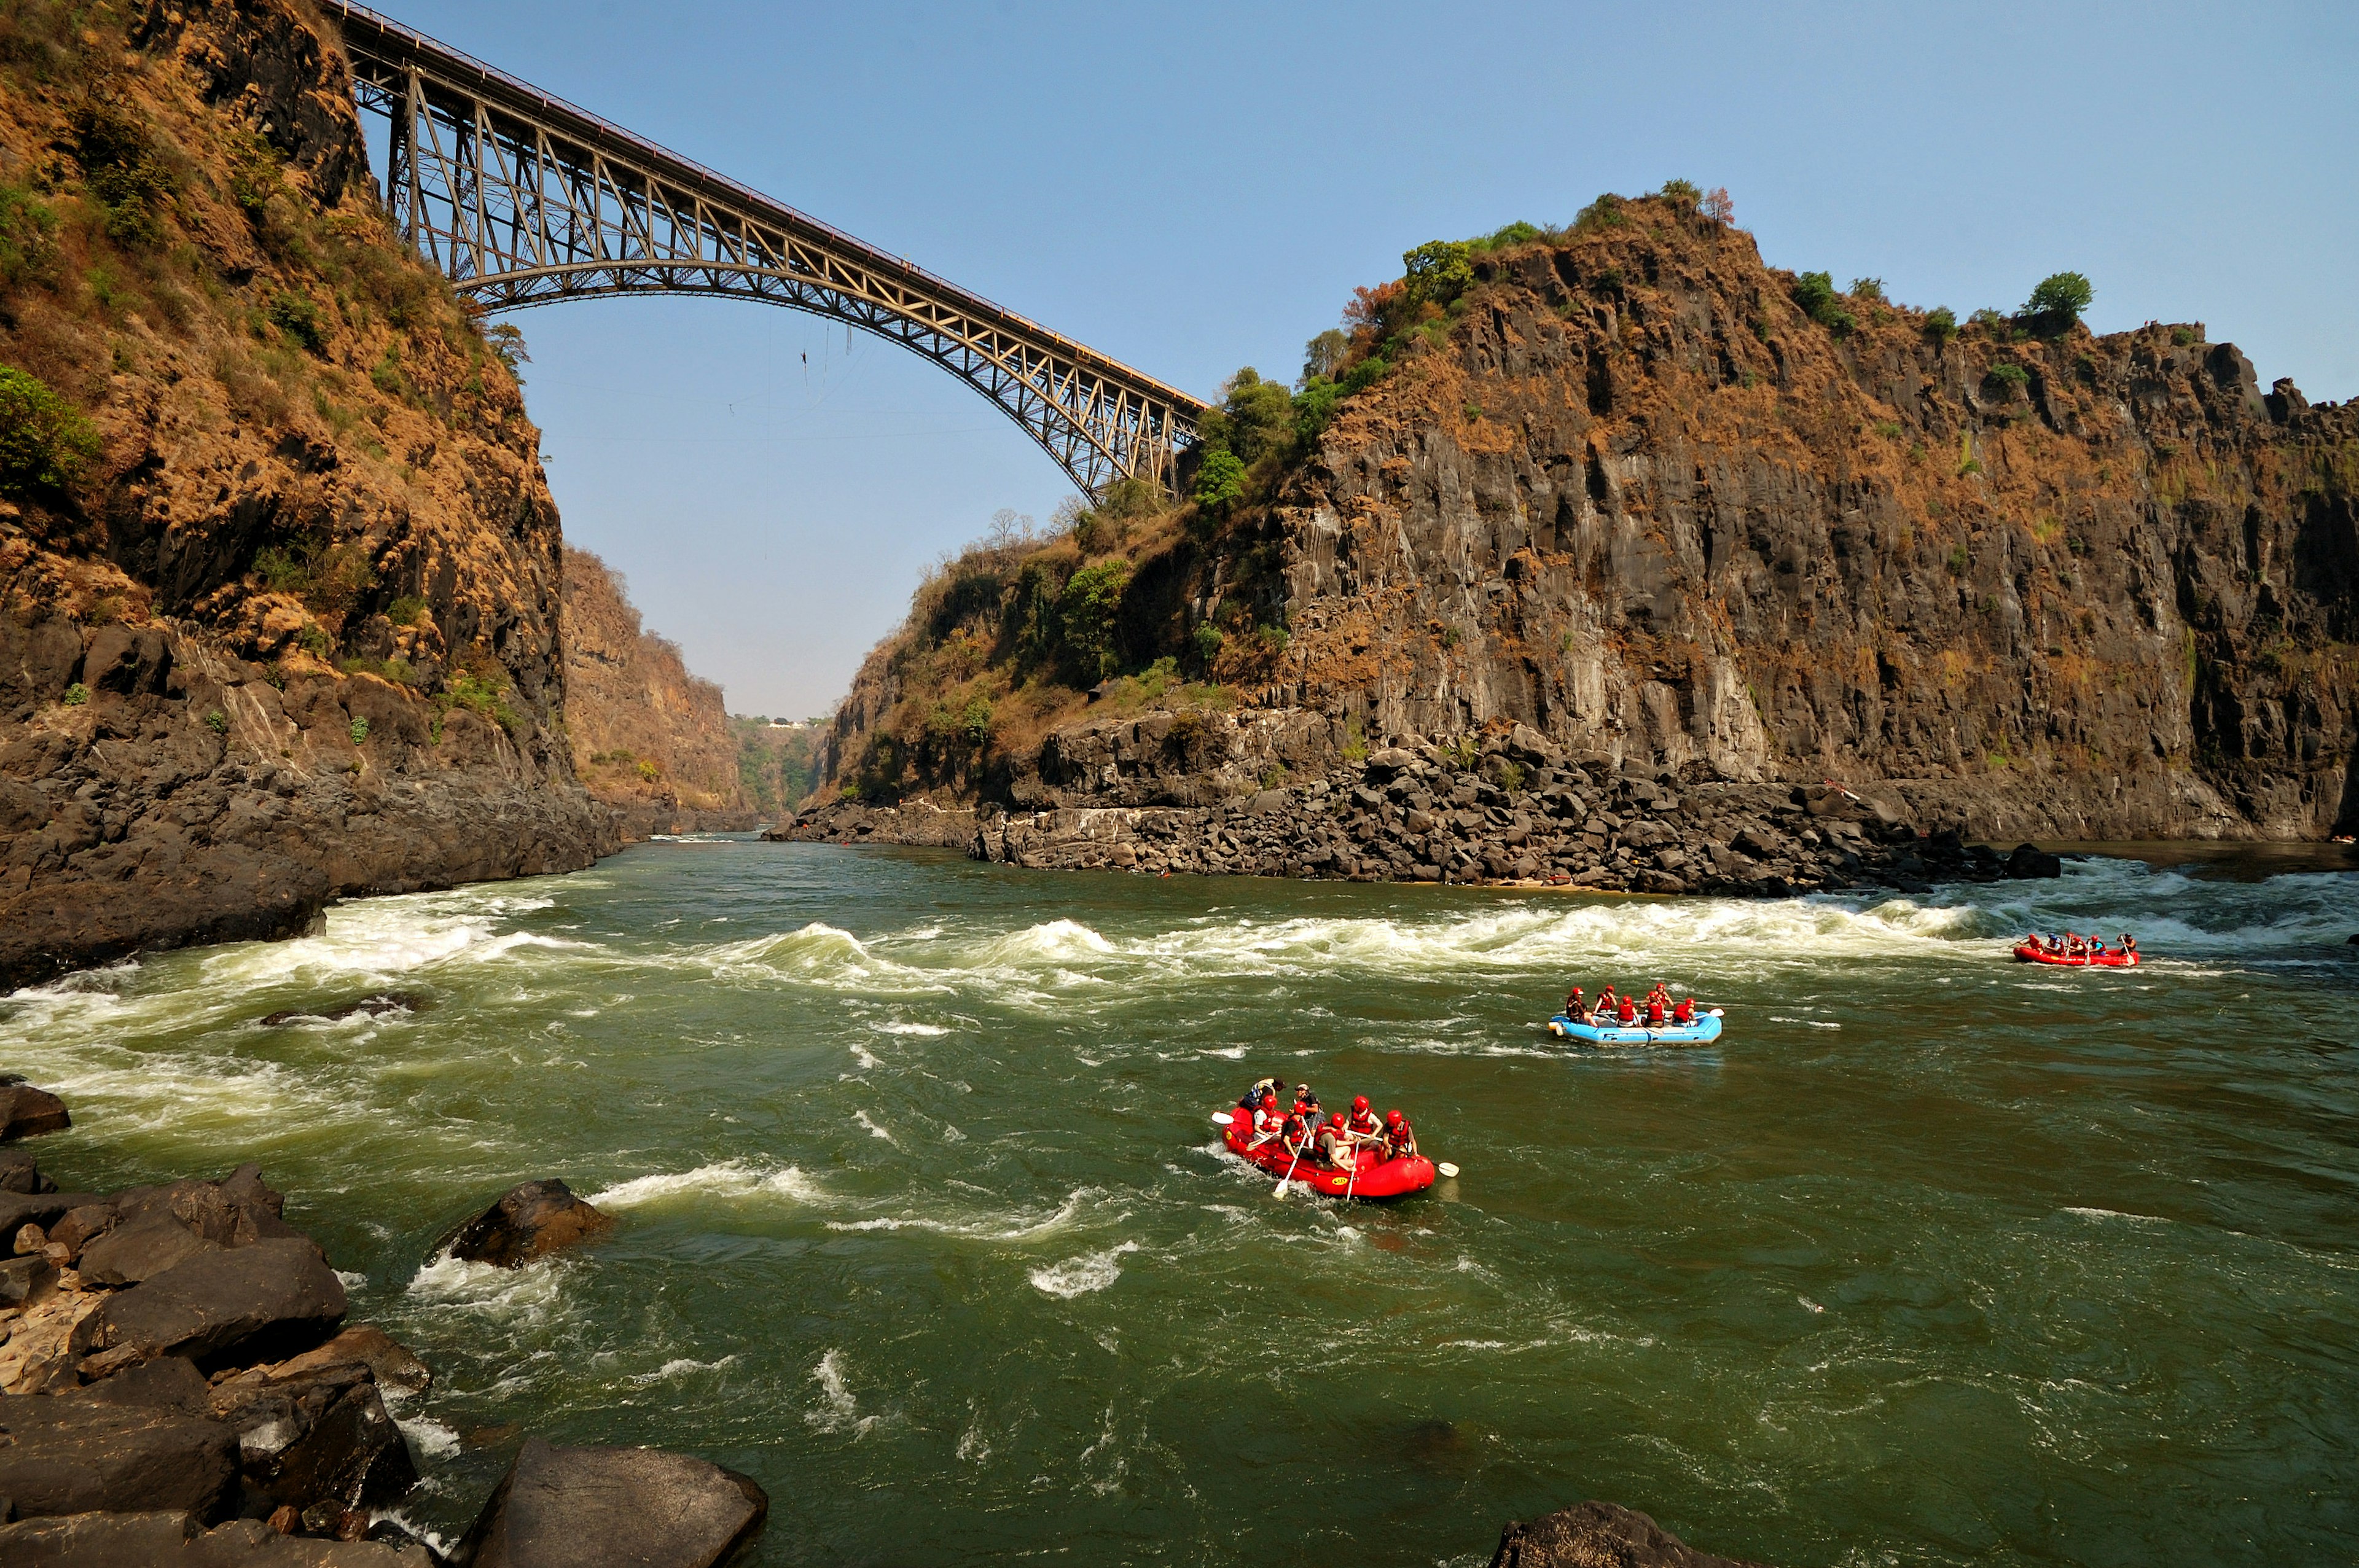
[
  {"left": 1249, "top": 1090, "right": 1286, "bottom": 1149},
  {"left": 1346, "top": 1094, "right": 1382, "bottom": 1147},
  {"left": 1240, "top": 1077, "right": 1285, "bottom": 1114},
  {"left": 1282, "top": 1091, "right": 1320, "bottom": 1156},
  {"left": 1592, "top": 986, "right": 1618, "bottom": 1023},
  {"left": 1563, "top": 986, "right": 1585, "bottom": 1021},
  {"left": 1616, "top": 992, "right": 1639, "bottom": 1026},
  {"left": 1643, "top": 991, "right": 1668, "bottom": 1026},
  {"left": 1381, "top": 1108, "right": 1418, "bottom": 1160},
  {"left": 1673, "top": 996, "right": 1697, "bottom": 1025},
  {"left": 1316, "top": 1111, "right": 1357, "bottom": 1171}
]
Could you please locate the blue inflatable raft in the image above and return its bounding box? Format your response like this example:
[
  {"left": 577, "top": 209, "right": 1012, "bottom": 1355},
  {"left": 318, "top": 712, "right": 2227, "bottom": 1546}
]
[{"left": 1546, "top": 1010, "right": 1724, "bottom": 1047}]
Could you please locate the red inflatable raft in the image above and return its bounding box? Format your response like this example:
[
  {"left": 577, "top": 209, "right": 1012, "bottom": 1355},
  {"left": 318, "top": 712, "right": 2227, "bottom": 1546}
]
[
  {"left": 2013, "top": 942, "right": 2140, "bottom": 967},
  {"left": 1219, "top": 1114, "right": 1437, "bottom": 1199}
]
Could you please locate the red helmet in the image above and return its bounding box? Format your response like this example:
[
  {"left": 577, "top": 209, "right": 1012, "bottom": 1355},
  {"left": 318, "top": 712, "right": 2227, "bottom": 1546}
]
[
  {"left": 1328, "top": 1112, "right": 1346, "bottom": 1128},
  {"left": 1569, "top": 987, "right": 1583, "bottom": 996},
  {"left": 1385, "top": 1109, "right": 1404, "bottom": 1126},
  {"left": 1259, "top": 1091, "right": 1276, "bottom": 1107},
  {"left": 1352, "top": 1095, "right": 1370, "bottom": 1113}
]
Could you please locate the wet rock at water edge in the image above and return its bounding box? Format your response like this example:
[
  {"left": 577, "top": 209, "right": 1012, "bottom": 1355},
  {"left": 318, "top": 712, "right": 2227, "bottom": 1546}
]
[
  {"left": 258, "top": 993, "right": 427, "bottom": 1028},
  {"left": 2006, "top": 842, "right": 2063, "bottom": 880},
  {"left": 0, "top": 1510, "right": 439, "bottom": 1562},
  {"left": 440, "top": 1179, "right": 616, "bottom": 1268},
  {"left": 208, "top": 1358, "right": 420, "bottom": 1515},
  {"left": 0, "top": 1078, "right": 71, "bottom": 1142},
  {"left": 458, "top": 1435, "right": 770, "bottom": 1567},
  {"left": 1488, "top": 1500, "right": 1771, "bottom": 1568}
]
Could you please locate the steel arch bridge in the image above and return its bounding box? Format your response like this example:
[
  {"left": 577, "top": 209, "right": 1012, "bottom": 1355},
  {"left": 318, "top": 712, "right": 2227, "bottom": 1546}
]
[{"left": 322, "top": 3, "right": 1204, "bottom": 497}]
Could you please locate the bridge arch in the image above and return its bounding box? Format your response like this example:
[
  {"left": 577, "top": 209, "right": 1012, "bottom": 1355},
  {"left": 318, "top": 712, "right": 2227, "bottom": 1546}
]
[{"left": 324, "top": 2, "right": 1203, "bottom": 498}]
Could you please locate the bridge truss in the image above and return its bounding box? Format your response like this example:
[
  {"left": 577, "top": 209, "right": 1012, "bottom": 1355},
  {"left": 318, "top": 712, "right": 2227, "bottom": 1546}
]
[{"left": 323, "top": 3, "right": 1203, "bottom": 497}]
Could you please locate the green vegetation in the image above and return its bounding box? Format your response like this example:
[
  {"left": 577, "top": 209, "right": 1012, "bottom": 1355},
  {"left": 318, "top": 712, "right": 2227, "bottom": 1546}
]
[
  {"left": 2021, "top": 271, "right": 2092, "bottom": 335},
  {"left": 349, "top": 717, "right": 370, "bottom": 744},
  {"left": 1060, "top": 558, "right": 1134, "bottom": 681},
  {"left": 69, "top": 92, "right": 176, "bottom": 248},
  {"left": 732, "top": 717, "right": 825, "bottom": 814},
  {"left": 265, "top": 289, "right": 326, "bottom": 355},
  {"left": 1925, "top": 306, "right": 1958, "bottom": 343},
  {"left": 63, "top": 682, "right": 88, "bottom": 706},
  {"left": 440, "top": 668, "right": 522, "bottom": 733},
  {"left": 1402, "top": 240, "right": 1474, "bottom": 307},
  {"left": 205, "top": 709, "right": 227, "bottom": 735},
  {"left": 1656, "top": 178, "right": 1701, "bottom": 207},
  {"left": 1956, "top": 431, "right": 1982, "bottom": 477},
  {"left": 0, "top": 182, "right": 57, "bottom": 288},
  {"left": 1791, "top": 271, "right": 1855, "bottom": 335},
  {"left": 1968, "top": 307, "right": 2010, "bottom": 337},
  {"left": 1300, "top": 328, "right": 1347, "bottom": 383},
  {"left": 0, "top": 366, "right": 101, "bottom": 497},
  {"left": 1946, "top": 544, "right": 1971, "bottom": 577},
  {"left": 1848, "top": 277, "right": 1887, "bottom": 302},
  {"left": 1192, "top": 448, "right": 1245, "bottom": 516},
  {"left": 1982, "top": 362, "right": 2030, "bottom": 400}
]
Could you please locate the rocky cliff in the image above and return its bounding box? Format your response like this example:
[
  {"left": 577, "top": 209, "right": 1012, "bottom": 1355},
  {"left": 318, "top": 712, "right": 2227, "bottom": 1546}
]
[
  {"left": 0, "top": 0, "right": 613, "bottom": 989},
  {"left": 560, "top": 547, "right": 752, "bottom": 838},
  {"left": 797, "top": 191, "right": 2357, "bottom": 884}
]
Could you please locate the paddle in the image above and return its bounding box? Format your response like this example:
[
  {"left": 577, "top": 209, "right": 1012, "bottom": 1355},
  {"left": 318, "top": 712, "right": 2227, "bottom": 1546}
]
[
  {"left": 1273, "top": 1131, "right": 1307, "bottom": 1199},
  {"left": 1437, "top": 1161, "right": 1460, "bottom": 1179},
  {"left": 1210, "top": 1111, "right": 1233, "bottom": 1126}
]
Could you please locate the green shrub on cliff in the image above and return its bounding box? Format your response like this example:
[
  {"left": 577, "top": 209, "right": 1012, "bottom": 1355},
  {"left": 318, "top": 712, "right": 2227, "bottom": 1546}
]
[
  {"left": 1982, "top": 362, "right": 2030, "bottom": 400},
  {"left": 1403, "top": 240, "right": 1474, "bottom": 306},
  {"left": 1301, "top": 329, "right": 1348, "bottom": 384},
  {"left": 0, "top": 181, "right": 57, "bottom": 287},
  {"left": 1925, "top": 306, "right": 1958, "bottom": 343},
  {"left": 1060, "top": 558, "right": 1133, "bottom": 681},
  {"left": 1193, "top": 449, "right": 1245, "bottom": 517},
  {"left": 69, "top": 93, "right": 176, "bottom": 249},
  {"left": 0, "top": 365, "right": 101, "bottom": 497},
  {"left": 1791, "top": 271, "right": 1855, "bottom": 335}
]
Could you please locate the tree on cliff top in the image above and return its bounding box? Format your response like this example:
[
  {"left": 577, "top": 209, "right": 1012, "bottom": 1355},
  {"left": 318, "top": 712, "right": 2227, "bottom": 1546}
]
[
  {"left": 0, "top": 366, "right": 100, "bottom": 497},
  {"left": 2021, "top": 272, "right": 2094, "bottom": 337}
]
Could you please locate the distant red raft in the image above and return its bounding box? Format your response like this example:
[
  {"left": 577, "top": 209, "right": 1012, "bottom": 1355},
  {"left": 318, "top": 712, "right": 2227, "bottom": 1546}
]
[
  {"left": 2013, "top": 942, "right": 2140, "bottom": 967},
  {"left": 1220, "top": 1115, "right": 1436, "bottom": 1199}
]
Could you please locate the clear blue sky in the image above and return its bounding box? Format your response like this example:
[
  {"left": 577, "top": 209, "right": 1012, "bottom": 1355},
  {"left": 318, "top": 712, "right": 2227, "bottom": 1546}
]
[{"left": 369, "top": 1, "right": 2357, "bottom": 719}]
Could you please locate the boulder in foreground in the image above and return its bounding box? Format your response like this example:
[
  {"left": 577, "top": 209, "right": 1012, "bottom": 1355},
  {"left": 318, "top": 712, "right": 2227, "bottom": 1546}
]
[
  {"left": 441, "top": 1180, "right": 615, "bottom": 1268},
  {"left": 460, "top": 1435, "right": 769, "bottom": 1568},
  {"left": 97, "top": 1237, "right": 347, "bottom": 1366},
  {"left": 0, "top": 1078, "right": 71, "bottom": 1142},
  {"left": 0, "top": 1382, "right": 240, "bottom": 1521},
  {"left": 0, "top": 1510, "right": 433, "bottom": 1564},
  {"left": 1489, "top": 1500, "right": 1770, "bottom": 1568}
]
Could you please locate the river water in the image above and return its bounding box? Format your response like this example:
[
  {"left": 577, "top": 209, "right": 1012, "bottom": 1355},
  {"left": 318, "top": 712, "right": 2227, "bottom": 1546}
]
[{"left": 6, "top": 840, "right": 2358, "bottom": 1566}]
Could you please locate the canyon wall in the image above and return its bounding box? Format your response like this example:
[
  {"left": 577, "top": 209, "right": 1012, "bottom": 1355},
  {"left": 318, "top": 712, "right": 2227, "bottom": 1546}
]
[
  {"left": 560, "top": 546, "right": 753, "bottom": 838},
  {"left": 0, "top": 0, "right": 612, "bottom": 988},
  {"left": 808, "top": 196, "right": 2357, "bottom": 869}
]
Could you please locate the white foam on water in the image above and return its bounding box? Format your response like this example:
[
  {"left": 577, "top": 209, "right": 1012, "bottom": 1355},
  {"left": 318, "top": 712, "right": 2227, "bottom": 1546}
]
[
  {"left": 396, "top": 1417, "right": 462, "bottom": 1459},
  {"left": 875, "top": 1021, "right": 949, "bottom": 1036},
  {"left": 1799, "top": 1296, "right": 1826, "bottom": 1314},
  {"left": 587, "top": 1162, "right": 824, "bottom": 1210},
  {"left": 805, "top": 1348, "right": 880, "bottom": 1436},
  {"left": 2062, "top": 1206, "right": 2170, "bottom": 1225},
  {"left": 824, "top": 1185, "right": 1102, "bottom": 1242},
  {"left": 405, "top": 1252, "right": 572, "bottom": 1325},
  {"left": 849, "top": 1043, "right": 882, "bottom": 1070},
  {"left": 335, "top": 1270, "right": 369, "bottom": 1292},
  {"left": 851, "top": 1110, "right": 898, "bottom": 1145},
  {"left": 1030, "top": 1241, "right": 1141, "bottom": 1298},
  {"left": 630, "top": 1355, "right": 738, "bottom": 1385}
]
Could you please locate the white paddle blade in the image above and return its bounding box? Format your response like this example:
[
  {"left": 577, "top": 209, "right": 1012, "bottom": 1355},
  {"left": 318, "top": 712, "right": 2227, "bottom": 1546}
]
[
  {"left": 1438, "top": 1162, "right": 1460, "bottom": 1179},
  {"left": 1272, "top": 1180, "right": 1291, "bottom": 1199},
  {"left": 1709, "top": 1008, "right": 1725, "bottom": 1018},
  {"left": 1210, "top": 1111, "right": 1233, "bottom": 1126}
]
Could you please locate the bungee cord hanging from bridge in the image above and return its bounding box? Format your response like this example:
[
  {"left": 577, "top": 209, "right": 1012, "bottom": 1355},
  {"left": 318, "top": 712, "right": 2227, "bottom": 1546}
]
[{"left": 323, "top": 2, "right": 1204, "bottom": 497}]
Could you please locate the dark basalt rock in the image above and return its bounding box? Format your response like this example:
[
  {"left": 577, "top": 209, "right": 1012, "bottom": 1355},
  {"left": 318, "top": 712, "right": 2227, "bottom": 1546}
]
[
  {"left": 258, "top": 994, "right": 425, "bottom": 1028},
  {"left": 1489, "top": 1500, "right": 1770, "bottom": 1568},
  {"left": 440, "top": 1179, "right": 615, "bottom": 1269},
  {"left": 1, "top": 1144, "right": 55, "bottom": 1195},
  {"left": 0, "top": 1385, "right": 240, "bottom": 1521},
  {"left": 0, "top": 1080, "right": 71, "bottom": 1142},
  {"left": 97, "top": 1236, "right": 347, "bottom": 1367},
  {"left": 78, "top": 1209, "right": 224, "bottom": 1287},
  {"left": 208, "top": 1360, "right": 419, "bottom": 1514},
  {"left": 0, "top": 1510, "right": 436, "bottom": 1563},
  {"left": 2006, "top": 842, "right": 2064, "bottom": 880},
  {"left": 459, "top": 1435, "right": 769, "bottom": 1568}
]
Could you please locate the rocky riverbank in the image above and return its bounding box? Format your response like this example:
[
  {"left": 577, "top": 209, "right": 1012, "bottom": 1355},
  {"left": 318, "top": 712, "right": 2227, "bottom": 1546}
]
[
  {"left": 0, "top": 1080, "right": 767, "bottom": 1566},
  {"left": 777, "top": 719, "right": 2060, "bottom": 894}
]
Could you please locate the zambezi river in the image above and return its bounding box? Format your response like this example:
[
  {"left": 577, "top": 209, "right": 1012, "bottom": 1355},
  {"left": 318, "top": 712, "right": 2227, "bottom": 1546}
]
[{"left": 6, "top": 839, "right": 2358, "bottom": 1566}]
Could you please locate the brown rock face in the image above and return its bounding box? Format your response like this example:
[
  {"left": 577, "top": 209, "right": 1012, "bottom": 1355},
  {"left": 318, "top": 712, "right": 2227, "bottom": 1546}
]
[
  {"left": 0, "top": 0, "right": 614, "bottom": 991},
  {"left": 460, "top": 1435, "right": 770, "bottom": 1568},
  {"left": 0, "top": 1078, "right": 72, "bottom": 1141},
  {"left": 560, "top": 547, "right": 753, "bottom": 838},
  {"left": 816, "top": 197, "right": 2357, "bottom": 856},
  {"left": 1262, "top": 208, "right": 2357, "bottom": 840}
]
